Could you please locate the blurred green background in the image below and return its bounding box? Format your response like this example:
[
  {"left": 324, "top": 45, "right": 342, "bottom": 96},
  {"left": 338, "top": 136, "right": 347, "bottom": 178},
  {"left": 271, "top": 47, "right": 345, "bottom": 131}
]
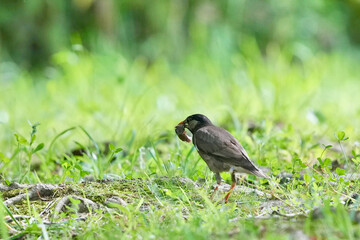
[
  {"left": 1, "top": 0, "right": 360, "bottom": 69},
  {"left": 1, "top": 0, "right": 360, "bottom": 182}
]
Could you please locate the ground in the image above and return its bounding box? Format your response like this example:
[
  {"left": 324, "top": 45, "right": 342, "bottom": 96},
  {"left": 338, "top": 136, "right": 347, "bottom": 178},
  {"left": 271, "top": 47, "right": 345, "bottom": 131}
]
[{"left": 1, "top": 48, "right": 360, "bottom": 239}]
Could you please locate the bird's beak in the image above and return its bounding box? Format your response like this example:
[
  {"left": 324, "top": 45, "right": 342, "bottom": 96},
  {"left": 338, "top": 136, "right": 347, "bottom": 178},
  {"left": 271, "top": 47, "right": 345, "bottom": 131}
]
[{"left": 178, "top": 120, "right": 188, "bottom": 127}]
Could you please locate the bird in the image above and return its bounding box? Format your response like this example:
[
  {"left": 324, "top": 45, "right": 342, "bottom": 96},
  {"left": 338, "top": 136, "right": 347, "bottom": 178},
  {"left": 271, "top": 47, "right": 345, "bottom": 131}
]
[{"left": 175, "top": 114, "right": 270, "bottom": 202}]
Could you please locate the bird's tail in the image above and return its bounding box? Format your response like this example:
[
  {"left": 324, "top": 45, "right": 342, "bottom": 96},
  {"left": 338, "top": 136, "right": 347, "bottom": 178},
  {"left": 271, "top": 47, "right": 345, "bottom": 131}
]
[{"left": 251, "top": 168, "right": 270, "bottom": 179}]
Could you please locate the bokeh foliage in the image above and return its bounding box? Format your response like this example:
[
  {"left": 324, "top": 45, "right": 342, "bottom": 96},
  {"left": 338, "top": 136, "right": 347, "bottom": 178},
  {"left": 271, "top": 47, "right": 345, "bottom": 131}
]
[{"left": 0, "top": 0, "right": 359, "bottom": 69}]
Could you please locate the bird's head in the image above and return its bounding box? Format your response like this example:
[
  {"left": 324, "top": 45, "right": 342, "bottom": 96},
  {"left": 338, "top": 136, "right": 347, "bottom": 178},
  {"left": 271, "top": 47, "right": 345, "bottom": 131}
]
[{"left": 178, "top": 114, "right": 213, "bottom": 133}]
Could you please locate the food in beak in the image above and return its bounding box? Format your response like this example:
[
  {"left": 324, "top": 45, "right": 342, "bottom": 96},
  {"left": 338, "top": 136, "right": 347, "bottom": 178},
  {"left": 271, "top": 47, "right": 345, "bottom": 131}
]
[{"left": 175, "top": 124, "right": 191, "bottom": 142}]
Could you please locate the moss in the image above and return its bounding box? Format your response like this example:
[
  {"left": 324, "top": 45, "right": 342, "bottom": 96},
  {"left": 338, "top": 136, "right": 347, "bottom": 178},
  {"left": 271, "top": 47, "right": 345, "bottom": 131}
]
[
  {"left": 7, "top": 198, "right": 50, "bottom": 216},
  {"left": 2, "top": 178, "right": 222, "bottom": 217},
  {"left": 2, "top": 188, "right": 24, "bottom": 199}
]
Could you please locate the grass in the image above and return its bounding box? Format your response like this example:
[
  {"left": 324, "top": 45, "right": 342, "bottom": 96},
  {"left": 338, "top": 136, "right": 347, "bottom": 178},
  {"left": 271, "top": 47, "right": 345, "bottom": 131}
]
[{"left": 1, "top": 40, "right": 360, "bottom": 239}]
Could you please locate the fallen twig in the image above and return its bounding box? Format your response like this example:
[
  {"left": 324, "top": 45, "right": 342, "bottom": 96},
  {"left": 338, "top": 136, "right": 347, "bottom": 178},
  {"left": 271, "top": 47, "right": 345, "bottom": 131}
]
[
  {"left": 3, "top": 184, "right": 57, "bottom": 206},
  {"left": 53, "top": 195, "right": 99, "bottom": 218}
]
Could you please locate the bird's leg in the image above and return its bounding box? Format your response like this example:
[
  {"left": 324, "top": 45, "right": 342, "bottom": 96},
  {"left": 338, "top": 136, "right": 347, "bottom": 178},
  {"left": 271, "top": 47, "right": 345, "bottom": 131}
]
[
  {"left": 210, "top": 173, "right": 222, "bottom": 199},
  {"left": 224, "top": 172, "right": 237, "bottom": 203}
]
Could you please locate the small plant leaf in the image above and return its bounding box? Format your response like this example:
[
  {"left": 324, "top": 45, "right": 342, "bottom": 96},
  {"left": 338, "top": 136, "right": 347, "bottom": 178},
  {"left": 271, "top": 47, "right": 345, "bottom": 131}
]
[
  {"left": 336, "top": 168, "right": 346, "bottom": 176},
  {"left": 352, "top": 157, "right": 360, "bottom": 165},
  {"left": 14, "top": 133, "right": 28, "bottom": 145},
  {"left": 323, "top": 158, "right": 332, "bottom": 168},
  {"left": 114, "top": 147, "right": 123, "bottom": 153},
  {"left": 109, "top": 144, "right": 115, "bottom": 151},
  {"left": 62, "top": 162, "right": 70, "bottom": 170},
  {"left": 68, "top": 196, "right": 81, "bottom": 205},
  {"left": 32, "top": 143, "right": 44, "bottom": 153},
  {"left": 30, "top": 134, "right": 36, "bottom": 145},
  {"left": 75, "top": 164, "right": 82, "bottom": 171},
  {"left": 336, "top": 131, "right": 345, "bottom": 141},
  {"left": 317, "top": 157, "right": 323, "bottom": 166},
  {"left": 304, "top": 174, "right": 311, "bottom": 185},
  {"left": 339, "top": 176, "right": 344, "bottom": 183},
  {"left": 109, "top": 144, "right": 123, "bottom": 153},
  {"left": 0, "top": 153, "right": 10, "bottom": 163},
  {"left": 80, "top": 170, "right": 89, "bottom": 177}
]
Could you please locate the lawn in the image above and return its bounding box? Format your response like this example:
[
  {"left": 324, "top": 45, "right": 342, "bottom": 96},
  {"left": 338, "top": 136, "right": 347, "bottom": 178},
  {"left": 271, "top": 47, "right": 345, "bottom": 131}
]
[{"left": 1, "top": 40, "right": 360, "bottom": 239}]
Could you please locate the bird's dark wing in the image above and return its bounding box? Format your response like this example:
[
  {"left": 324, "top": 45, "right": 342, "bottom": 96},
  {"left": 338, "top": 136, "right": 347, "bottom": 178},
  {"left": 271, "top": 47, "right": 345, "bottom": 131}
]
[{"left": 193, "top": 125, "right": 259, "bottom": 172}]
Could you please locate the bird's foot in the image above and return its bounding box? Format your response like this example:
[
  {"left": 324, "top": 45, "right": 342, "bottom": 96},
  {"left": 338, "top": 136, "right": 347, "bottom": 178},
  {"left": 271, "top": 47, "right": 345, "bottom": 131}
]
[
  {"left": 223, "top": 181, "right": 236, "bottom": 203},
  {"left": 223, "top": 192, "right": 232, "bottom": 203}
]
